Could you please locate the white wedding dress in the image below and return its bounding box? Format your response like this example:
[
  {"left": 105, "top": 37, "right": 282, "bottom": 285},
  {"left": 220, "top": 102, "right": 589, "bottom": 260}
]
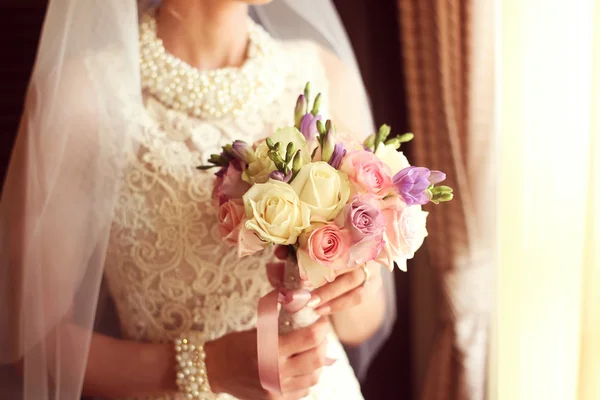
[{"left": 102, "top": 35, "right": 364, "bottom": 399}]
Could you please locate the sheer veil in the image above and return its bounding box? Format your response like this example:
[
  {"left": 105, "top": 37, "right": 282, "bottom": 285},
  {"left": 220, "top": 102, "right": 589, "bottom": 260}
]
[{"left": 0, "top": 1, "right": 394, "bottom": 398}]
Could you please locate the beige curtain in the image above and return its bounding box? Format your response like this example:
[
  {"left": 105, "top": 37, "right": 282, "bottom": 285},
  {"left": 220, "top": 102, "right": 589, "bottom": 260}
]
[
  {"left": 397, "top": 0, "right": 495, "bottom": 399},
  {"left": 490, "top": 0, "right": 600, "bottom": 399}
]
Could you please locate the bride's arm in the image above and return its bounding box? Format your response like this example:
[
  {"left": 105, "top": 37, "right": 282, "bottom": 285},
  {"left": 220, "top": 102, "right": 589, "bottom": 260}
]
[
  {"left": 83, "top": 332, "right": 178, "bottom": 397},
  {"left": 325, "top": 267, "right": 387, "bottom": 347}
]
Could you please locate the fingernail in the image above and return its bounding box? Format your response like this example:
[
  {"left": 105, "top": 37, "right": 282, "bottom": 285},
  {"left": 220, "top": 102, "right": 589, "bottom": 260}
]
[
  {"left": 325, "top": 357, "right": 338, "bottom": 366},
  {"left": 307, "top": 295, "right": 321, "bottom": 308},
  {"left": 315, "top": 305, "right": 331, "bottom": 315}
]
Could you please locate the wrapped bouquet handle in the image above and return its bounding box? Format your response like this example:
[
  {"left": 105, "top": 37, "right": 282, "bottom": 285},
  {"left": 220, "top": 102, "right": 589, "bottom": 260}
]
[{"left": 257, "top": 255, "right": 320, "bottom": 394}]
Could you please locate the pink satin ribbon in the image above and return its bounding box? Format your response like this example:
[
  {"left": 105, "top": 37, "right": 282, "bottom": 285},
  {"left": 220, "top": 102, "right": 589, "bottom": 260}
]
[{"left": 257, "top": 262, "right": 312, "bottom": 394}]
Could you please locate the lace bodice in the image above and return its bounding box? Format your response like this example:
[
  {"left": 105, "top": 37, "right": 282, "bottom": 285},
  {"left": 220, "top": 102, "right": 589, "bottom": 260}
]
[{"left": 103, "top": 40, "right": 363, "bottom": 400}]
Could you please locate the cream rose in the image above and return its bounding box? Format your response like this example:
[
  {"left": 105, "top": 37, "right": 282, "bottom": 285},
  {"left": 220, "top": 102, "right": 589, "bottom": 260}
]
[
  {"left": 242, "top": 179, "right": 310, "bottom": 245},
  {"left": 290, "top": 162, "right": 350, "bottom": 222},
  {"left": 375, "top": 144, "right": 410, "bottom": 175},
  {"left": 243, "top": 127, "right": 311, "bottom": 185}
]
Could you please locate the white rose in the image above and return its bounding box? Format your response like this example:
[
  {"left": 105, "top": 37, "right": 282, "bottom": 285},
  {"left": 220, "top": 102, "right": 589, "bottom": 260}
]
[
  {"left": 242, "top": 127, "right": 311, "bottom": 184},
  {"left": 243, "top": 179, "right": 310, "bottom": 245},
  {"left": 290, "top": 162, "right": 350, "bottom": 222},
  {"left": 375, "top": 144, "right": 410, "bottom": 175}
]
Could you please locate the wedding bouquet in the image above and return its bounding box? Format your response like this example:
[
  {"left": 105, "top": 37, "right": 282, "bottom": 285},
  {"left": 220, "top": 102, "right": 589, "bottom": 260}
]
[
  {"left": 200, "top": 82, "right": 452, "bottom": 391},
  {"left": 202, "top": 82, "right": 452, "bottom": 288}
]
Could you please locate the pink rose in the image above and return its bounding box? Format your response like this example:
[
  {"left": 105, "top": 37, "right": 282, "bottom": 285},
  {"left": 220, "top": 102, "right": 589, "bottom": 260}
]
[
  {"left": 297, "top": 223, "right": 352, "bottom": 287},
  {"left": 335, "top": 194, "right": 386, "bottom": 267},
  {"left": 215, "top": 161, "right": 251, "bottom": 205},
  {"left": 340, "top": 150, "right": 394, "bottom": 198},
  {"left": 237, "top": 224, "right": 268, "bottom": 258},
  {"left": 217, "top": 199, "right": 245, "bottom": 246},
  {"left": 376, "top": 196, "right": 428, "bottom": 271}
]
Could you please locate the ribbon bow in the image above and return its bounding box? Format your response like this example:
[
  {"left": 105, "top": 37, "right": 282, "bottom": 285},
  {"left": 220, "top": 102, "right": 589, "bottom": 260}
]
[{"left": 257, "top": 261, "right": 312, "bottom": 394}]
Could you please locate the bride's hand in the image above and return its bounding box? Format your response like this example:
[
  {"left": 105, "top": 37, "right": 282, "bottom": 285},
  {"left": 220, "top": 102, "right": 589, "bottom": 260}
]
[
  {"left": 274, "top": 246, "right": 382, "bottom": 316},
  {"left": 204, "top": 317, "right": 332, "bottom": 400}
]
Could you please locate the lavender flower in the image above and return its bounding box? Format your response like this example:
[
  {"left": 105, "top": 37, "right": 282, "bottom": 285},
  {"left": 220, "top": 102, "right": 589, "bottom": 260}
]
[
  {"left": 393, "top": 166, "right": 436, "bottom": 206},
  {"left": 299, "top": 113, "right": 321, "bottom": 143},
  {"left": 328, "top": 143, "right": 347, "bottom": 169}
]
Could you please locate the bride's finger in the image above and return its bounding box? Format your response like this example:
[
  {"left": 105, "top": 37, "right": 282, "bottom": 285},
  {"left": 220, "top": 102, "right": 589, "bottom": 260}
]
[
  {"left": 282, "top": 341, "right": 328, "bottom": 376},
  {"left": 311, "top": 268, "right": 364, "bottom": 306},
  {"left": 279, "top": 318, "right": 330, "bottom": 357},
  {"left": 314, "top": 285, "right": 365, "bottom": 315},
  {"left": 280, "top": 370, "right": 322, "bottom": 393}
]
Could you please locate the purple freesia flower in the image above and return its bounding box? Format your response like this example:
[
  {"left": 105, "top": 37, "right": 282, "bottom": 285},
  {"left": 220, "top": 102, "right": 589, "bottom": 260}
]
[
  {"left": 393, "top": 166, "right": 446, "bottom": 206},
  {"left": 299, "top": 113, "right": 321, "bottom": 142},
  {"left": 231, "top": 140, "right": 255, "bottom": 163},
  {"left": 269, "top": 170, "right": 293, "bottom": 183},
  {"left": 428, "top": 170, "right": 446, "bottom": 185},
  {"left": 328, "top": 142, "right": 347, "bottom": 169}
]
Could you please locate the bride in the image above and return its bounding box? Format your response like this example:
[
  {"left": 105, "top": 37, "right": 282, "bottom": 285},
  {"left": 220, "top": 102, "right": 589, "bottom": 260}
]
[{"left": 0, "top": 1, "right": 397, "bottom": 399}]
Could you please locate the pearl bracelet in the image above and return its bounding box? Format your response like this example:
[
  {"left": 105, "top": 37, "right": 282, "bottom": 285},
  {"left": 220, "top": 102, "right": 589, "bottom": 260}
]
[{"left": 174, "top": 334, "right": 213, "bottom": 399}]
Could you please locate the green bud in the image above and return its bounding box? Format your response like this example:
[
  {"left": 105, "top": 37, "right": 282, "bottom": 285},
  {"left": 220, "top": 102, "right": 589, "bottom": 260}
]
[
  {"left": 304, "top": 82, "right": 311, "bottom": 106},
  {"left": 266, "top": 137, "right": 275, "bottom": 149},
  {"left": 209, "top": 154, "right": 223, "bottom": 165},
  {"left": 222, "top": 144, "right": 234, "bottom": 156},
  {"left": 398, "top": 132, "right": 415, "bottom": 143},
  {"left": 378, "top": 124, "right": 392, "bottom": 142},
  {"left": 374, "top": 124, "right": 391, "bottom": 153},
  {"left": 317, "top": 120, "right": 327, "bottom": 135},
  {"left": 311, "top": 93, "right": 322, "bottom": 116},
  {"left": 321, "top": 133, "right": 335, "bottom": 162},
  {"left": 285, "top": 142, "right": 295, "bottom": 163},
  {"left": 431, "top": 185, "right": 453, "bottom": 194},
  {"left": 385, "top": 137, "right": 402, "bottom": 150},
  {"left": 292, "top": 150, "right": 303, "bottom": 174},
  {"left": 364, "top": 134, "right": 376, "bottom": 150},
  {"left": 268, "top": 151, "right": 285, "bottom": 171},
  {"left": 294, "top": 95, "right": 307, "bottom": 129},
  {"left": 273, "top": 142, "right": 281, "bottom": 152},
  {"left": 431, "top": 192, "right": 454, "bottom": 204},
  {"left": 325, "top": 120, "right": 334, "bottom": 134}
]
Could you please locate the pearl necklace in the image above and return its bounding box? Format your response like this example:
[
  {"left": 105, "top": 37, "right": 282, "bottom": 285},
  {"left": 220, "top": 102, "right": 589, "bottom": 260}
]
[{"left": 139, "top": 13, "right": 286, "bottom": 120}]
